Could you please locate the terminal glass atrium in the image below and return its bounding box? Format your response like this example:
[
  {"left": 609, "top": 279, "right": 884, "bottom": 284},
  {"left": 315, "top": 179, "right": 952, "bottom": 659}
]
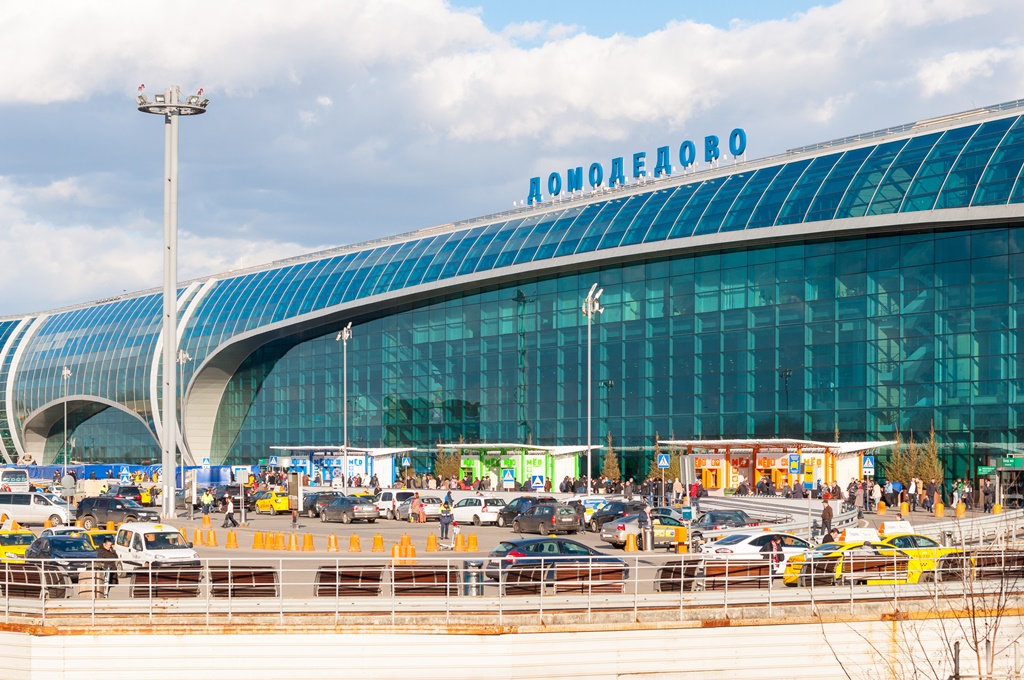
[{"left": 213, "top": 223, "right": 1024, "bottom": 480}]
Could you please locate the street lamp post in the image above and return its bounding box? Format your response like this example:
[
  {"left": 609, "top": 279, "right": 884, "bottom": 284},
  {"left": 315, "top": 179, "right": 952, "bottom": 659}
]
[
  {"left": 582, "top": 284, "right": 604, "bottom": 494},
  {"left": 336, "top": 323, "right": 353, "bottom": 495},
  {"left": 137, "top": 85, "right": 208, "bottom": 519},
  {"left": 61, "top": 366, "right": 71, "bottom": 474}
]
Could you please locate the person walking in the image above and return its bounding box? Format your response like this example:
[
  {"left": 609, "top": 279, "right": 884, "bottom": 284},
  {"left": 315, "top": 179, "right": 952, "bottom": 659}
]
[
  {"left": 96, "top": 536, "right": 119, "bottom": 597},
  {"left": 222, "top": 495, "right": 238, "bottom": 528},
  {"left": 759, "top": 534, "right": 783, "bottom": 574},
  {"left": 820, "top": 499, "right": 834, "bottom": 536},
  {"left": 438, "top": 501, "right": 453, "bottom": 540},
  {"left": 201, "top": 488, "right": 214, "bottom": 516}
]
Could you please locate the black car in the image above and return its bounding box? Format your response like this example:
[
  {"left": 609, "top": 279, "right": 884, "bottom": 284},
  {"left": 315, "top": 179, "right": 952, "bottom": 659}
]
[
  {"left": 690, "top": 510, "right": 759, "bottom": 541},
  {"left": 588, "top": 500, "right": 647, "bottom": 533},
  {"left": 103, "top": 485, "right": 147, "bottom": 505},
  {"left": 304, "top": 491, "right": 343, "bottom": 518},
  {"left": 76, "top": 496, "right": 160, "bottom": 529},
  {"left": 25, "top": 535, "right": 98, "bottom": 583},
  {"left": 511, "top": 504, "right": 581, "bottom": 535},
  {"left": 497, "top": 496, "right": 558, "bottom": 528},
  {"left": 482, "top": 537, "right": 628, "bottom": 581}
]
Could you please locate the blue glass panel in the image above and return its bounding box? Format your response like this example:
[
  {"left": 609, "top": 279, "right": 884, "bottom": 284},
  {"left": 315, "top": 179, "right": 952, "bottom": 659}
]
[
  {"left": 804, "top": 147, "right": 872, "bottom": 223},
  {"left": 775, "top": 153, "right": 842, "bottom": 225},
  {"left": 475, "top": 219, "right": 524, "bottom": 272},
  {"left": 694, "top": 173, "right": 754, "bottom": 235},
  {"left": 937, "top": 118, "right": 1015, "bottom": 209},
  {"left": 866, "top": 132, "right": 942, "bottom": 215},
  {"left": 669, "top": 178, "right": 726, "bottom": 239},
  {"left": 420, "top": 231, "right": 469, "bottom": 284},
  {"left": 747, "top": 159, "right": 812, "bottom": 228},
  {"left": 371, "top": 240, "right": 418, "bottom": 295},
  {"left": 494, "top": 214, "right": 543, "bottom": 269},
  {"left": 388, "top": 237, "right": 435, "bottom": 291},
  {"left": 597, "top": 193, "right": 651, "bottom": 250},
  {"left": 642, "top": 184, "right": 699, "bottom": 242},
  {"left": 456, "top": 221, "right": 505, "bottom": 276},
  {"left": 514, "top": 209, "right": 567, "bottom": 264},
  {"left": 574, "top": 199, "right": 627, "bottom": 254},
  {"left": 834, "top": 139, "right": 908, "bottom": 219},
  {"left": 439, "top": 226, "right": 486, "bottom": 278},
  {"left": 619, "top": 189, "right": 672, "bottom": 246},
  {"left": 406, "top": 233, "right": 455, "bottom": 287},
  {"left": 533, "top": 206, "right": 586, "bottom": 261},
  {"left": 976, "top": 116, "right": 1024, "bottom": 205},
  {"left": 902, "top": 125, "right": 979, "bottom": 212},
  {"left": 553, "top": 204, "right": 603, "bottom": 257},
  {"left": 719, "top": 166, "right": 783, "bottom": 232}
]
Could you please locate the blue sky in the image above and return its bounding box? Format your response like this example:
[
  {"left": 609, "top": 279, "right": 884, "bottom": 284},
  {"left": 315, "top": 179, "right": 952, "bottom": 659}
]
[{"left": 1, "top": 0, "right": 1023, "bottom": 314}]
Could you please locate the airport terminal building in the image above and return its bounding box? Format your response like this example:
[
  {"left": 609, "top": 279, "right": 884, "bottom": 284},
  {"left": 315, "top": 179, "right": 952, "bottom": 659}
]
[{"left": 4, "top": 100, "right": 1024, "bottom": 486}]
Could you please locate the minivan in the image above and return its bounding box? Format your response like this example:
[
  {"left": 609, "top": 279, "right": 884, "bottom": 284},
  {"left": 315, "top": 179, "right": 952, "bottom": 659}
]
[
  {"left": 372, "top": 490, "right": 416, "bottom": 519},
  {"left": 0, "top": 492, "right": 72, "bottom": 525}
]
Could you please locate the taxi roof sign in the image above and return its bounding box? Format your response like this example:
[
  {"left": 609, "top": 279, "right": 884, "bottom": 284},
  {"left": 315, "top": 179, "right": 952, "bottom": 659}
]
[
  {"left": 879, "top": 520, "right": 914, "bottom": 536},
  {"left": 840, "top": 527, "right": 880, "bottom": 543}
]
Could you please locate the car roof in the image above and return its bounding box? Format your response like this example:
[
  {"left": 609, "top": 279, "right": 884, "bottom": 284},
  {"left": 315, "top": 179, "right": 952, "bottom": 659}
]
[{"left": 116, "top": 522, "right": 182, "bottom": 532}]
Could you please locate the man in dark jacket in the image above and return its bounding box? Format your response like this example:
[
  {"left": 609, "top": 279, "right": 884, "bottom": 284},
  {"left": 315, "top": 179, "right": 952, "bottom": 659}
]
[
  {"left": 97, "top": 536, "right": 119, "bottom": 597},
  {"left": 820, "top": 499, "right": 834, "bottom": 535}
]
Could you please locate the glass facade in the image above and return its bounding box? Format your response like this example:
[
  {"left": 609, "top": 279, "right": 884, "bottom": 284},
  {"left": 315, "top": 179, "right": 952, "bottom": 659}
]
[{"left": 3, "top": 103, "right": 1024, "bottom": 475}]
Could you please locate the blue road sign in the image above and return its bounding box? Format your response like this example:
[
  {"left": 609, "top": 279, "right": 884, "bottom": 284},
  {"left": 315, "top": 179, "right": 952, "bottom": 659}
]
[
  {"left": 657, "top": 453, "right": 670, "bottom": 469},
  {"left": 201, "top": 457, "right": 211, "bottom": 468},
  {"left": 502, "top": 469, "right": 516, "bottom": 484},
  {"left": 531, "top": 474, "right": 545, "bottom": 490},
  {"left": 401, "top": 456, "right": 412, "bottom": 467},
  {"left": 789, "top": 453, "right": 801, "bottom": 474},
  {"left": 862, "top": 455, "right": 875, "bottom": 473},
  {"left": 119, "top": 466, "right": 130, "bottom": 476},
  {"left": 268, "top": 456, "right": 279, "bottom": 466},
  {"left": 119, "top": 473, "right": 130, "bottom": 484}
]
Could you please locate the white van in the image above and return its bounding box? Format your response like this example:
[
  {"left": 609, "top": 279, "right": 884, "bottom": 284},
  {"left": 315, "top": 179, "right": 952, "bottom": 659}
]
[
  {"left": 372, "top": 489, "right": 416, "bottom": 519},
  {"left": 0, "top": 469, "right": 29, "bottom": 492},
  {"left": 114, "top": 522, "right": 200, "bottom": 570},
  {"left": 0, "top": 491, "right": 72, "bottom": 525}
]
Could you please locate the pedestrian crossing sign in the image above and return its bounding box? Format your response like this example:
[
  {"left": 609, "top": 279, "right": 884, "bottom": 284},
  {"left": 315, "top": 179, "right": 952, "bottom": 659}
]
[
  {"left": 862, "top": 456, "right": 875, "bottom": 473},
  {"left": 268, "top": 456, "right": 279, "bottom": 466},
  {"left": 401, "top": 456, "right": 412, "bottom": 467},
  {"left": 531, "top": 475, "right": 545, "bottom": 490},
  {"left": 657, "top": 453, "right": 670, "bottom": 469},
  {"left": 119, "top": 466, "right": 130, "bottom": 475},
  {"left": 502, "top": 469, "right": 515, "bottom": 484}
]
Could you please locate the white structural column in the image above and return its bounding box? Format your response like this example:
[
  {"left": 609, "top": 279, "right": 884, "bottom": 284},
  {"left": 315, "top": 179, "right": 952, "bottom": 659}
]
[
  {"left": 336, "top": 323, "right": 353, "bottom": 495},
  {"left": 137, "top": 85, "right": 208, "bottom": 519},
  {"left": 582, "top": 284, "right": 603, "bottom": 491}
]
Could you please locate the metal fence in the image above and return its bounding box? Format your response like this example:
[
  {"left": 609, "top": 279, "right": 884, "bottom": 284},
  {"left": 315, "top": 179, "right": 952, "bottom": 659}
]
[{"left": 5, "top": 546, "right": 1024, "bottom": 627}]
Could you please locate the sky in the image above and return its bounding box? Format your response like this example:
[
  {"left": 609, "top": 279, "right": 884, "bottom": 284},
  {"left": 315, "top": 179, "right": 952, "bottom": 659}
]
[{"left": 1, "top": 0, "right": 1024, "bottom": 315}]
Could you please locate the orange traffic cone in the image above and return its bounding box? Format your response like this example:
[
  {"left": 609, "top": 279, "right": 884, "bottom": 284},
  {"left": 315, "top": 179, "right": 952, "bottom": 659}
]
[
  {"left": 371, "top": 534, "right": 385, "bottom": 552},
  {"left": 454, "top": 534, "right": 466, "bottom": 552},
  {"left": 287, "top": 533, "right": 299, "bottom": 551},
  {"left": 252, "top": 532, "right": 265, "bottom": 550},
  {"left": 426, "top": 534, "right": 438, "bottom": 552},
  {"left": 202, "top": 514, "right": 212, "bottom": 529},
  {"left": 106, "top": 521, "right": 115, "bottom": 531},
  {"left": 391, "top": 543, "right": 401, "bottom": 562},
  {"left": 302, "top": 534, "right": 315, "bottom": 551},
  {"left": 194, "top": 528, "right": 205, "bottom": 546},
  {"left": 226, "top": 531, "right": 238, "bottom": 549},
  {"left": 406, "top": 545, "right": 417, "bottom": 565},
  {"left": 274, "top": 532, "right": 286, "bottom": 550},
  {"left": 400, "top": 533, "right": 411, "bottom": 547},
  {"left": 206, "top": 529, "right": 218, "bottom": 547},
  {"left": 44, "top": 519, "right": 52, "bottom": 529},
  {"left": 326, "top": 534, "right": 339, "bottom": 552},
  {"left": 624, "top": 534, "right": 637, "bottom": 552},
  {"left": 467, "top": 534, "right": 478, "bottom": 552},
  {"left": 348, "top": 534, "right": 361, "bottom": 552}
]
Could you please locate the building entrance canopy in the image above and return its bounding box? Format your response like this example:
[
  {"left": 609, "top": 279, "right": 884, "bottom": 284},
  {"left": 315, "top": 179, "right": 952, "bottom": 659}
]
[
  {"left": 658, "top": 438, "right": 895, "bottom": 492},
  {"left": 437, "top": 443, "right": 599, "bottom": 490},
  {"left": 268, "top": 445, "right": 415, "bottom": 490}
]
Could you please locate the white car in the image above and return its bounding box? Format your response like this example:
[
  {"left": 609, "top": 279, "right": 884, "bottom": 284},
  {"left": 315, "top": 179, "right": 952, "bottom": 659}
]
[
  {"left": 114, "top": 522, "right": 199, "bottom": 571},
  {"left": 451, "top": 497, "right": 506, "bottom": 526},
  {"left": 699, "top": 532, "right": 812, "bottom": 574}
]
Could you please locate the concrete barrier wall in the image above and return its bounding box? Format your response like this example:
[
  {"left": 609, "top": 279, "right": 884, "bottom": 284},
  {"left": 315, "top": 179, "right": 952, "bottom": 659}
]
[{"left": 3, "top": 615, "right": 1023, "bottom": 680}]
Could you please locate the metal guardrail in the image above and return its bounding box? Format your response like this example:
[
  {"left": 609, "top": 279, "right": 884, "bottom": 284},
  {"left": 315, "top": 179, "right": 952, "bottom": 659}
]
[{"left": 5, "top": 547, "right": 1024, "bottom": 627}]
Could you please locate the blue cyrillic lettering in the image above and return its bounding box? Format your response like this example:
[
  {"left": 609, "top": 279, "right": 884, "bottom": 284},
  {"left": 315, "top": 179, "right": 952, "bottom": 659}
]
[
  {"left": 654, "top": 146, "right": 672, "bottom": 177},
  {"left": 632, "top": 151, "right": 647, "bottom": 179},
  {"left": 609, "top": 157, "right": 625, "bottom": 187},
  {"left": 704, "top": 135, "right": 720, "bottom": 163},
  {"left": 566, "top": 166, "right": 584, "bottom": 192},
  {"left": 528, "top": 177, "right": 542, "bottom": 205},
  {"left": 547, "top": 172, "right": 562, "bottom": 196},
  {"left": 588, "top": 162, "right": 604, "bottom": 187},
  {"left": 679, "top": 140, "right": 696, "bottom": 167},
  {"left": 729, "top": 128, "right": 747, "bottom": 156}
]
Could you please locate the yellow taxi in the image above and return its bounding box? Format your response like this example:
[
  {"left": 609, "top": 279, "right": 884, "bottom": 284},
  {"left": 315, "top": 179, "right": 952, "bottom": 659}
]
[
  {"left": 783, "top": 540, "right": 927, "bottom": 586},
  {"left": 255, "top": 492, "right": 290, "bottom": 514},
  {"left": 876, "top": 533, "right": 960, "bottom": 573},
  {"left": 80, "top": 530, "right": 117, "bottom": 549},
  {"left": 0, "top": 529, "right": 38, "bottom": 563},
  {"left": 40, "top": 527, "right": 115, "bottom": 549}
]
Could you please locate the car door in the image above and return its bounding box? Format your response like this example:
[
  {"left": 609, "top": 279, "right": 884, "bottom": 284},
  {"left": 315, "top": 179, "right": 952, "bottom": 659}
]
[
  {"left": 518, "top": 507, "right": 538, "bottom": 532},
  {"left": 909, "top": 536, "right": 941, "bottom": 570},
  {"left": 779, "top": 535, "right": 811, "bottom": 563}
]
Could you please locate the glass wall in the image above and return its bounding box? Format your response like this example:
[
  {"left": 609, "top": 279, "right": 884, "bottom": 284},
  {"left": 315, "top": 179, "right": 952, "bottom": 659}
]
[{"left": 213, "top": 224, "right": 1024, "bottom": 481}]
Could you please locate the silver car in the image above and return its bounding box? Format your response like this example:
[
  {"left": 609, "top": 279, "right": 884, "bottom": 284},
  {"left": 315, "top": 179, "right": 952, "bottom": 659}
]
[
  {"left": 320, "top": 497, "right": 379, "bottom": 524},
  {"left": 599, "top": 514, "right": 687, "bottom": 549},
  {"left": 396, "top": 496, "right": 443, "bottom": 521}
]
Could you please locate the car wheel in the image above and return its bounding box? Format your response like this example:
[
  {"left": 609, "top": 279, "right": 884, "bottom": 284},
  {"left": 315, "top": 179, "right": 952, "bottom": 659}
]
[
  {"left": 512, "top": 521, "right": 521, "bottom": 532},
  {"left": 342, "top": 513, "right": 352, "bottom": 524},
  {"left": 367, "top": 518, "right": 376, "bottom": 524},
  {"left": 590, "top": 520, "right": 598, "bottom": 533},
  {"left": 48, "top": 514, "right": 64, "bottom": 527},
  {"left": 308, "top": 508, "right": 316, "bottom": 519},
  {"left": 81, "top": 516, "right": 96, "bottom": 530},
  {"left": 125, "top": 515, "right": 137, "bottom": 523},
  {"left": 497, "top": 515, "right": 506, "bottom": 528},
  {"left": 387, "top": 510, "right": 395, "bottom": 520},
  {"left": 538, "top": 522, "right": 548, "bottom": 535},
  {"left": 473, "top": 515, "right": 481, "bottom": 526}
]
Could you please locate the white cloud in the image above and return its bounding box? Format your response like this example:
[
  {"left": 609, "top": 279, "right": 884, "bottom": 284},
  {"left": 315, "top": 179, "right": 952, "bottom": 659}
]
[
  {"left": 316, "top": 95, "right": 333, "bottom": 107},
  {"left": 917, "top": 48, "right": 1016, "bottom": 97}
]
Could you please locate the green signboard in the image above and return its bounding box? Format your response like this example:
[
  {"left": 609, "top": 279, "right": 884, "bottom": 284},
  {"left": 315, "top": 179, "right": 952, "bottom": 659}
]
[
  {"left": 977, "top": 465, "right": 996, "bottom": 475},
  {"left": 998, "top": 457, "right": 1023, "bottom": 469}
]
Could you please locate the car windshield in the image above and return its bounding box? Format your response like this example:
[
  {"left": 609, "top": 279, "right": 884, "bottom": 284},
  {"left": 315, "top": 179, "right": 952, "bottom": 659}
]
[
  {"left": 556, "top": 507, "right": 576, "bottom": 516},
  {"left": 50, "top": 537, "right": 94, "bottom": 553},
  {"left": 331, "top": 498, "right": 353, "bottom": 507},
  {"left": 482, "top": 499, "right": 506, "bottom": 506},
  {"left": 89, "top": 532, "right": 115, "bottom": 546},
  {"left": 144, "top": 532, "right": 188, "bottom": 549},
  {"left": 421, "top": 497, "right": 442, "bottom": 504},
  {"left": 812, "top": 543, "right": 843, "bottom": 552},
  {"left": 704, "top": 511, "right": 749, "bottom": 523},
  {"left": 490, "top": 542, "right": 518, "bottom": 557},
  {"left": 712, "top": 534, "right": 750, "bottom": 546},
  {"left": 0, "top": 533, "right": 34, "bottom": 547},
  {"left": 121, "top": 499, "right": 145, "bottom": 509}
]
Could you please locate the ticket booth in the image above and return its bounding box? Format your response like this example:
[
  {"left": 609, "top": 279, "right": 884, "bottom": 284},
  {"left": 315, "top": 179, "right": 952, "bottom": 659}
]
[
  {"left": 756, "top": 455, "right": 787, "bottom": 488},
  {"left": 727, "top": 456, "right": 752, "bottom": 488},
  {"left": 695, "top": 457, "right": 722, "bottom": 491}
]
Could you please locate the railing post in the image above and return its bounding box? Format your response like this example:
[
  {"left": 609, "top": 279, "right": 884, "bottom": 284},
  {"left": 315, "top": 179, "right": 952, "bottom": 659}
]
[
  {"left": 445, "top": 558, "right": 450, "bottom": 626},
  {"left": 723, "top": 556, "right": 728, "bottom": 612},
  {"left": 278, "top": 557, "right": 284, "bottom": 625},
  {"left": 633, "top": 555, "right": 639, "bottom": 621},
  {"left": 539, "top": 557, "right": 544, "bottom": 624}
]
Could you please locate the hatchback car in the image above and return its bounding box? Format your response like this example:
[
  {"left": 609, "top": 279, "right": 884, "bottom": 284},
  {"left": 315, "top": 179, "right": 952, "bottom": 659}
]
[
  {"left": 483, "top": 538, "right": 628, "bottom": 581},
  {"left": 511, "top": 504, "right": 581, "bottom": 535},
  {"left": 255, "top": 492, "right": 291, "bottom": 514},
  {"left": 588, "top": 500, "right": 647, "bottom": 533},
  {"left": 25, "top": 535, "right": 97, "bottom": 581},
  {"left": 320, "top": 496, "right": 378, "bottom": 524},
  {"left": 452, "top": 497, "right": 506, "bottom": 526},
  {"left": 700, "top": 532, "right": 812, "bottom": 574},
  {"left": 497, "top": 496, "right": 558, "bottom": 528}
]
